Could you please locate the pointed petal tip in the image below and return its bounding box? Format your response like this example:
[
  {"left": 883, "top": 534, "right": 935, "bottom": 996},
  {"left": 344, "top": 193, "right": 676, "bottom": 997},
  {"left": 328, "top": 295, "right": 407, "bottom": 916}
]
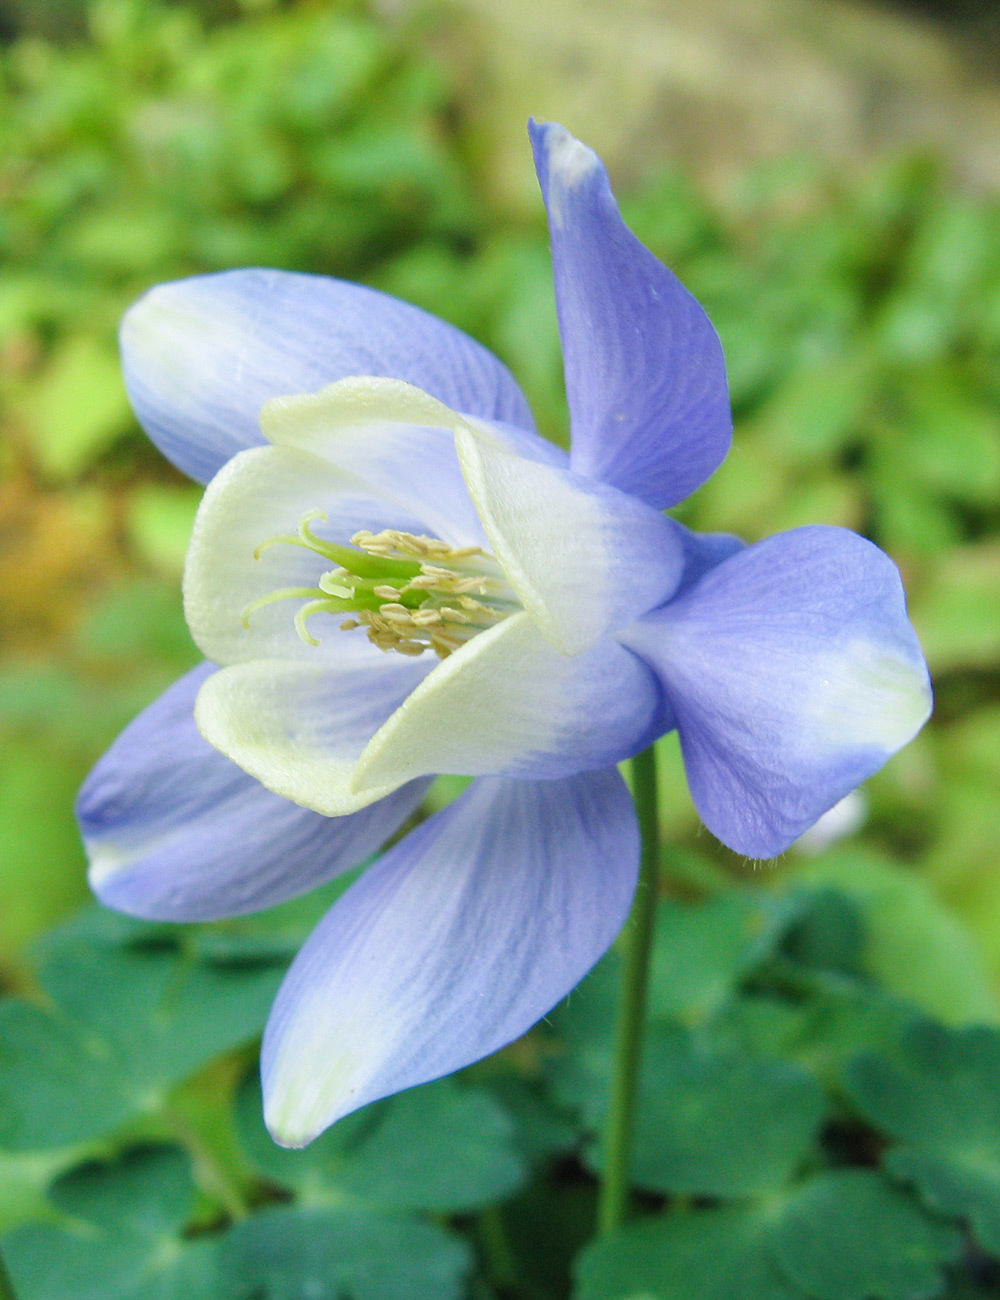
[
  {"left": 529, "top": 122, "right": 731, "bottom": 509},
  {"left": 263, "top": 1113, "right": 313, "bottom": 1150},
  {"left": 265, "top": 1086, "right": 369, "bottom": 1149},
  {"left": 528, "top": 121, "right": 603, "bottom": 212},
  {"left": 260, "top": 770, "right": 639, "bottom": 1146}
]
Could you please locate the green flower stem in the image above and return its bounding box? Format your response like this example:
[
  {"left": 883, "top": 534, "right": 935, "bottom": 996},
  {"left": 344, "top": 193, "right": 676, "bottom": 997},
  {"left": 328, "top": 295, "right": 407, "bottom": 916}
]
[
  {"left": 597, "top": 743, "right": 660, "bottom": 1236},
  {"left": 0, "top": 1245, "right": 17, "bottom": 1300}
]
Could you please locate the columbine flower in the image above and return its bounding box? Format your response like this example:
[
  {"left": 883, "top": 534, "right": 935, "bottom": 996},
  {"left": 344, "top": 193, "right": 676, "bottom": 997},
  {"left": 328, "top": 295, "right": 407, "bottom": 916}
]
[{"left": 77, "top": 122, "right": 931, "bottom": 1147}]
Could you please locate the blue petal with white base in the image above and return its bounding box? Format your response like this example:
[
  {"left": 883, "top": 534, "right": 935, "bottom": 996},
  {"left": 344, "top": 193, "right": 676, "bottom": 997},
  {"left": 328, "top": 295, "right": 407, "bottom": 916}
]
[
  {"left": 454, "top": 417, "right": 684, "bottom": 653},
  {"left": 262, "top": 767, "right": 639, "bottom": 1146},
  {"left": 530, "top": 120, "right": 731, "bottom": 511},
  {"left": 620, "top": 525, "right": 932, "bottom": 858},
  {"left": 78, "top": 665, "right": 431, "bottom": 921},
  {"left": 121, "top": 269, "right": 536, "bottom": 484}
]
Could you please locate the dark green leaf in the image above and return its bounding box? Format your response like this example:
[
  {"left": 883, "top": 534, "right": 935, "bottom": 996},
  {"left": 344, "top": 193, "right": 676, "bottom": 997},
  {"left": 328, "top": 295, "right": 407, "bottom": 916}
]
[
  {"left": 218, "top": 1205, "right": 470, "bottom": 1300},
  {"left": 1, "top": 1145, "right": 217, "bottom": 1300},
  {"left": 781, "top": 889, "right": 866, "bottom": 976},
  {"left": 574, "top": 1207, "right": 801, "bottom": 1300},
  {"left": 0, "top": 999, "right": 132, "bottom": 1148},
  {"left": 622, "top": 1028, "right": 825, "bottom": 1198},
  {"left": 775, "top": 1169, "right": 962, "bottom": 1300},
  {"left": 796, "top": 853, "right": 999, "bottom": 1026},
  {"left": 845, "top": 1020, "right": 1000, "bottom": 1253},
  {"left": 0, "top": 936, "right": 283, "bottom": 1149},
  {"left": 543, "top": 949, "right": 620, "bottom": 1127},
  {"left": 4, "top": 1228, "right": 218, "bottom": 1300},
  {"left": 484, "top": 1073, "right": 580, "bottom": 1165},
  {"left": 710, "top": 978, "right": 914, "bottom": 1084},
  {"left": 648, "top": 891, "right": 792, "bottom": 1023},
  {"left": 48, "top": 1145, "right": 194, "bottom": 1234}
]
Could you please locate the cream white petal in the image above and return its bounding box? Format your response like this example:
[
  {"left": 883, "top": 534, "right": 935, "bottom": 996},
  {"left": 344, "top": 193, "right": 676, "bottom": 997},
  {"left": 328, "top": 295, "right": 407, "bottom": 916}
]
[
  {"left": 260, "top": 378, "right": 488, "bottom": 548},
  {"left": 261, "top": 376, "right": 568, "bottom": 551},
  {"left": 264, "top": 376, "right": 681, "bottom": 654},
  {"left": 454, "top": 421, "right": 683, "bottom": 654},
  {"left": 183, "top": 443, "right": 425, "bottom": 666},
  {"left": 194, "top": 653, "right": 431, "bottom": 817},
  {"left": 352, "top": 611, "right": 662, "bottom": 794}
]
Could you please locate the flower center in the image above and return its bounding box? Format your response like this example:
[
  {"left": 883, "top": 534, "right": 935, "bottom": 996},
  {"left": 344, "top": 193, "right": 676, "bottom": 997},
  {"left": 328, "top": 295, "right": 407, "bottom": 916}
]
[{"left": 243, "top": 511, "right": 520, "bottom": 658}]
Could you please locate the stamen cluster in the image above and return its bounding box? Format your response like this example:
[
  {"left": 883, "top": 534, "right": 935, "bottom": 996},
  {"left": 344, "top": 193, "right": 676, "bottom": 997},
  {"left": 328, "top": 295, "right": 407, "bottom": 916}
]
[{"left": 244, "top": 512, "right": 519, "bottom": 658}]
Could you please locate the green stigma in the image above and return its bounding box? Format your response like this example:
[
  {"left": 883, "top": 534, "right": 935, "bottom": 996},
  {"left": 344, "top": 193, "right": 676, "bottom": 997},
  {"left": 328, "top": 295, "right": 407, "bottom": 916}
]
[{"left": 243, "top": 512, "right": 519, "bottom": 657}]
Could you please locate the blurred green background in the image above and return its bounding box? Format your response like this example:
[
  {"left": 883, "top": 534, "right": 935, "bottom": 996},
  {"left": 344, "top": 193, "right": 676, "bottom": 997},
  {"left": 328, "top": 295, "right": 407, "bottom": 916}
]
[
  {"left": 1, "top": 1, "right": 999, "bottom": 1296},
  {"left": 2, "top": 0, "right": 997, "bottom": 984}
]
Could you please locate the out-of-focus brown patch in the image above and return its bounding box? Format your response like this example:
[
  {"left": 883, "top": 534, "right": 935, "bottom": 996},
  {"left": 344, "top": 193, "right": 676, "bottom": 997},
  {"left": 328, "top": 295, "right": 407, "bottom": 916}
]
[{"left": 0, "top": 468, "right": 122, "bottom": 652}]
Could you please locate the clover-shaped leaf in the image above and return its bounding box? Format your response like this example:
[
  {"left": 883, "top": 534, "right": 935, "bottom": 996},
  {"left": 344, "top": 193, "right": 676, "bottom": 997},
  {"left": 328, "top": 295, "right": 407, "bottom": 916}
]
[
  {"left": 236, "top": 1072, "right": 527, "bottom": 1214},
  {"left": 217, "top": 1205, "right": 471, "bottom": 1300},
  {"left": 0, "top": 1146, "right": 217, "bottom": 1300},
  {"left": 845, "top": 1019, "right": 1000, "bottom": 1253},
  {"left": 622, "top": 1027, "right": 825, "bottom": 1198},
  {"left": 0, "top": 931, "right": 283, "bottom": 1149},
  {"left": 780, "top": 888, "right": 866, "bottom": 976},
  {"left": 482, "top": 1072, "right": 580, "bottom": 1165},
  {"left": 574, "top": 1206, "right": 801, "bottom": 1300},
  {"left": 546, "top": 892, "right": 794, "bottom": 1128},
  {"left": 543, "top": 949, "right": 621, "bottom": 1126},
  {"left": 709, "top": 976, "right": 914, "bottom": 1085},
  {"left": 647, "top": 890, "right": 793, "bottom": 1024},
  {"left": 798, "top": 852, "right": 998, "bottom": 1025},
  {"left": 775, "top": 1169, "right": 963, "bottom": 1300},
  {"left": 574, "top": 1169, "right": 962, "bottom": 1300}
]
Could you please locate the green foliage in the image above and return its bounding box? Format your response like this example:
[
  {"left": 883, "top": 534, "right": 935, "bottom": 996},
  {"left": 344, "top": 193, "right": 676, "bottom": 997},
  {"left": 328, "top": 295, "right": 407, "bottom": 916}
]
[
  {"left": 218, "top": 1206, "right": 470, "bottom": 1300},
  {"left": 774, "top": 1169, "right": 963, "bottom": 1300},
  {"left": 797, "top": 850, "right": 999, "bottom": 1026},
  {"left": 2, "top": 1146, "right": 217, "bottom": 1300},
  {"left": 0, "top": 916, "right": 285, "bottom": 1150},
  {"left": 576, "top": 1170, "right": 965, "bottom": 1300},
  {"left": 846, "top": 1020, "right": 1000, "bottom": 1254},
  {"left": 6, "top": 877, "right": 1000, "bottom": 1297},
  {"left": 554, "top": 886, "right": 1000, "bottom": 1299},
  {"left": 0, "top": 901, "right": 527, "bottom": 1297},
  {"left": 625, "top": 1029, "right": 826, "bottom": 1198},
  {"left": 576, "top": 1207, "right": 804, "bottom": 1300}
]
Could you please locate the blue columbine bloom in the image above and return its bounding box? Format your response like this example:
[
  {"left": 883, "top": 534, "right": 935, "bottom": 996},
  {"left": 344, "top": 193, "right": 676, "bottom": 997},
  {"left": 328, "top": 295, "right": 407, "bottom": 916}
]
[{"left": 77, "top": 122, "right": 931, "bottom": 1147}]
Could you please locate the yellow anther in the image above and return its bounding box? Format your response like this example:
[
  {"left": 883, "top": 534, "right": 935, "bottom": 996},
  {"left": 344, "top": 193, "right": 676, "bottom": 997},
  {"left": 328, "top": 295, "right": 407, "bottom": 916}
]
[
  {"left": 394, "top": 641, "right": 427, "bottom": 656},
  {"left": 251, "top": 522, "right": 520, "bottom": 659},
  {"left": 380, "top": 610, "right": 415, "bottom": 628}
]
